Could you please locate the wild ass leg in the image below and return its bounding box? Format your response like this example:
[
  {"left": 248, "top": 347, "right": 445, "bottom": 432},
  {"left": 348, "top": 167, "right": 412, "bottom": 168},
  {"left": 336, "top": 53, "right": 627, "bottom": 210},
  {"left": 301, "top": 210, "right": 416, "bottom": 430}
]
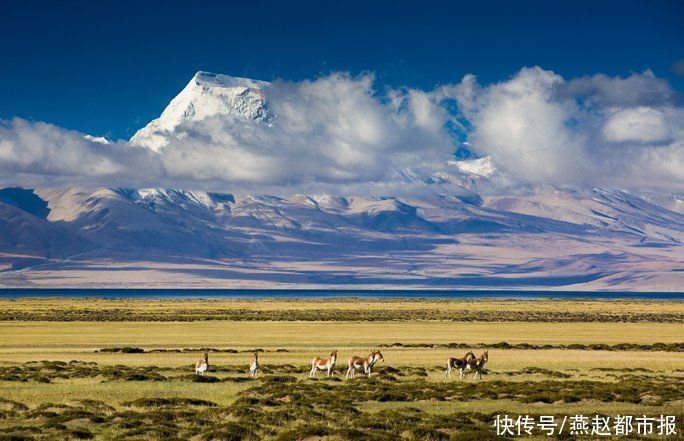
[{"left": 348, "top": 365, "right": 358, "bottom": 379}]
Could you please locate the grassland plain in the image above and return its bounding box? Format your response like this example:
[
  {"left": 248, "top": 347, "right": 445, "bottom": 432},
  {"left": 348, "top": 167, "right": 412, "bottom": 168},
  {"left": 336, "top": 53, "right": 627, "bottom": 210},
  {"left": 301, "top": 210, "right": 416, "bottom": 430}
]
[{"left": 0, "top": 298, "right": 682, "bottom": 440}]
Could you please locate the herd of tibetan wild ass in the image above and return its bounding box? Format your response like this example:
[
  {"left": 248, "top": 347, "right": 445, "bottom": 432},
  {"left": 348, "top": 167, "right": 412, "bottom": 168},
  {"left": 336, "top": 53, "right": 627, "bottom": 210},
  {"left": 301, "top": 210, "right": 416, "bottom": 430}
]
[{"left": 195, "top": 349, "right": 490, "bottom": 379}]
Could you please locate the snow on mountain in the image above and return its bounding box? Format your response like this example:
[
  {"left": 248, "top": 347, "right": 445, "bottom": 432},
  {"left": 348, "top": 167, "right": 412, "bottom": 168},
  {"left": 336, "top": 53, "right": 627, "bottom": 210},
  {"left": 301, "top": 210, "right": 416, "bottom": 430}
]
[
  {"left": 449, "top": 156, "right": 496, "bottom": 178},
  {"left": 484, "top": 187, "right": 684, "bottom": 243},
  {"left": 35, "top": 187, "right": 242, "bottom": 258},
  {"left": 130, "top": 71, "right": 272, "bottom": 151}
]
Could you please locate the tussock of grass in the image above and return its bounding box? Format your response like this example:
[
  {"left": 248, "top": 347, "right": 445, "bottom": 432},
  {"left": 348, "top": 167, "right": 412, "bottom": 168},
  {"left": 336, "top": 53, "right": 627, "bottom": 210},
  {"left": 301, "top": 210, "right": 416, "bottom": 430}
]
[
  {"left": 123, "top": 397, "right": 218, "bottom": 408},
  {"left": 67, "top": 427, "right": 95, "bottom": 439},
  {"left": 505, "top": 367, "right": 572, "bottom": 378},
  {"left": 178, "top": 374, "right": 221, "bottom": 383},
  {"left": 382, "top": 341, "right": 684, "bottom": 352},
  {"left": 0, "top": 361, "right": 167, "bottom": 383},
  {"left": 3, "top": 297, "right": 682, "bottom": 323},
  {"left": 200, "top": 422, "right": 258, "bottom": 441},
  {"left": 591, "top": 367, "right": 654, "bottom": 372},
  {"left": 95, "top": 347, "right": 273, "bottom": 355},
  {"left": 0, "top": 398, "right": 28, "bottom": 412},
  {"left": 97, "top": 346, "right": 144, "bottom": 353},
  {"left": 2, "top": 376, "right": 680, "bottom": 440},
  {"left": 96, "top": 346, "right": 238, "bottom": 354}
]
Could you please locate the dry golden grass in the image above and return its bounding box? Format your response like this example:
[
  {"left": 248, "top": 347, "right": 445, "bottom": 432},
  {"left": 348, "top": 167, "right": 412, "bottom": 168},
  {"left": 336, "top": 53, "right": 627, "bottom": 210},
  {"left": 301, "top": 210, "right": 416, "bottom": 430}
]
[
  {"left": 2, "top": 296, "right": 683, "bottom": 314},
  {"left": 0, "top": 320, "right": 681, "bottom": 350},
  {"left": 0, "top": 298, "right": 682, "bottom": 439}
]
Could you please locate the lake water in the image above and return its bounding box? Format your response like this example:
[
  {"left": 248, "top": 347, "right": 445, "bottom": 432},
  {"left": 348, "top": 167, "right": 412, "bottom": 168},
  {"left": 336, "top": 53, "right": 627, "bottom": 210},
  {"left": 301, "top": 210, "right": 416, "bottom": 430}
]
[{"left": 0, "top": 289, "right": 682, "bottom": 300}]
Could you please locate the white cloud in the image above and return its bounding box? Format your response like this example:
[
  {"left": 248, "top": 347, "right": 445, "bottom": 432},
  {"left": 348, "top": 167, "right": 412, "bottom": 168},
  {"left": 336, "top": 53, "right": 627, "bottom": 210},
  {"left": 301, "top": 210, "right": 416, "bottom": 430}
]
[
  {"left": 560, "top": 70, "right": 677, "bottom": 107},
  {"left": 0, "top": 69, "right": 683, "bottom": 192},
  {"left": 0, "top": 74, "right": 455, "bottom": 190},
  {"left": 602, "top": 107, "right": 671, "bottom": 144},
  {"left": 442, "top": 67, "right": 586, "bottom": 183},
  {"left": 442, "top": 68, "right": 684, "bottom": 190},
  {"left": 0, "top": 118, "right": 163, "bottom": 186},
  {"left": 140, "top": 73, "right": 456, "bottom": 187}
]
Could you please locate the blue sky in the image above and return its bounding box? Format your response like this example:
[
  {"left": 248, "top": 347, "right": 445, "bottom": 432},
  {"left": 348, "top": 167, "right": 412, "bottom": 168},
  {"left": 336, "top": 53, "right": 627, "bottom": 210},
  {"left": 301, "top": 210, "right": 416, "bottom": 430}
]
[{"left": 1, "top": 0, "right": 682, "bottom": 140}]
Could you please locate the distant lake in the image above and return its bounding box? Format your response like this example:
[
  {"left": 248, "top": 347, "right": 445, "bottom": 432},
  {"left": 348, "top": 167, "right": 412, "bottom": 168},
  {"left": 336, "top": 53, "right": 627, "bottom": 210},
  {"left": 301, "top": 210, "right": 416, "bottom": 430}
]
[{"left": 0, "top": 289, "right": 682, "bottom": 300}]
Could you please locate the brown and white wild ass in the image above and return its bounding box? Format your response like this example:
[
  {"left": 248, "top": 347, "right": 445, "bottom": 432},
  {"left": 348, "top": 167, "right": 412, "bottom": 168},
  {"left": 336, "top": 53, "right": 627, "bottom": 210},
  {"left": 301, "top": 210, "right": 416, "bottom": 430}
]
[
  {"left": 346, "top": 350, "right": 384, "bottom": 378},
  {"left": 310, "top": 350, "right": 337, "bottom": 377},
  {"left": 249, "top": 351, "right": 259, "bottom": 378},
  {"left": 195, "top": 352, "right": 209, "bottom": 375},
  {"left": 445, "top": 351, "right": 475, "bottom": 379},
  {"left": 463, "top": 351, "right": 488, "bottom": 379}
]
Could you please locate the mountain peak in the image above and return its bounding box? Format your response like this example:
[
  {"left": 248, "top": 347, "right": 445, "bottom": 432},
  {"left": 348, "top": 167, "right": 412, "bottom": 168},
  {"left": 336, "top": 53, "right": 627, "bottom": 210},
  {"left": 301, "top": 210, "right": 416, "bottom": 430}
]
[
  {"left": 191, "top": 71, "right": 269, "bottom": 89},
  {"left": 130, "top": 71, "right": 272, "bottom": 152}
]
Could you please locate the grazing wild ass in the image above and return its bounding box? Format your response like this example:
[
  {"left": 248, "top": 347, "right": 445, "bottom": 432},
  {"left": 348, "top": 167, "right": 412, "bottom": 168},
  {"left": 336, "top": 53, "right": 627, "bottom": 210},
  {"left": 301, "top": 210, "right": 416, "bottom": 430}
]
[
  {"left": 195, "top": 352, "right": 209, "bottom": 375},
  {"left": 310, "top": 350, "right": 338, "bottom": 377},
  {"left": 346, "top": 350, "right": 384, "bottom": 378},
  {"left": 464, "top": 351, "right": 489, "bottom": 379},
  {"left": 445, "top": 351, "right": 475, "bottom": 379},
  {"left": 249, "top": 351, "right": 259, "bottom": 378}
]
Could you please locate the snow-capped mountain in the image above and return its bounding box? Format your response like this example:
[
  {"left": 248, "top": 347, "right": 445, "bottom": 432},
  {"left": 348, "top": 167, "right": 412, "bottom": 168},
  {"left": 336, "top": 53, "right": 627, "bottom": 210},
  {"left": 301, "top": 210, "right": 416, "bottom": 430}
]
[
  {"left": 1, "top": 71, "right": 682, "bottom": 290},
  {"left": 130, "top": 71, "right": 272, "bottom": 151}
]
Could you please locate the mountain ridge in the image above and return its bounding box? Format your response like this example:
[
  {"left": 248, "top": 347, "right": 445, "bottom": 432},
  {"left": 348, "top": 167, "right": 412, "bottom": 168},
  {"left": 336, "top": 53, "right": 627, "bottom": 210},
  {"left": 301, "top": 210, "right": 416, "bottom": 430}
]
[{"left": 0, "top": 185, "right": 682, "bottom": 290}]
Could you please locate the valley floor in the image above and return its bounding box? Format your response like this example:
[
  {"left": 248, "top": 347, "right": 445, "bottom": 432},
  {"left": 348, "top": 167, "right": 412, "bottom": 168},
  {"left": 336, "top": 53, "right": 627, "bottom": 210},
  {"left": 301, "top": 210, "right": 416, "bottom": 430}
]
[{"left": 0, "top": 298, "right": 682, "bottom": 439}]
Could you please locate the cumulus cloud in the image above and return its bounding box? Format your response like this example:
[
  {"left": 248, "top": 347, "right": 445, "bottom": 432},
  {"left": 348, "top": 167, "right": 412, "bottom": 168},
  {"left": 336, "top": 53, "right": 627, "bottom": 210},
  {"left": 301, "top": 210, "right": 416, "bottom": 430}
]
[
  {"left": 602, "top": 107, "right": 672, "bottom": 144},
  {"left": 441, "top": 68, "right": 684, "bottom": 190},
  {"left": 0, "top": 118, "right": 164, "bottom": 186},
  {"left": 0, "top": 69, "right": 683, "bottom": 192},
  {"left": 560, "top": 70, "right": 677, "bottom": 107},
  {"left": 156, "top": 73, "right": 454, "bottom": 187},
  {"left": 0, "top": 74, "right": 456, "bottom": 190}
]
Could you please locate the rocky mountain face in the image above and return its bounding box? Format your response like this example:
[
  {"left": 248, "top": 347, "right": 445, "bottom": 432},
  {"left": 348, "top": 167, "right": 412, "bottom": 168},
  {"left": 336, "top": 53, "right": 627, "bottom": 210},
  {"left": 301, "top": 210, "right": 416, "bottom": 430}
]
[{"left": 0, "top": 185, "right": 682, "bottom": 290}]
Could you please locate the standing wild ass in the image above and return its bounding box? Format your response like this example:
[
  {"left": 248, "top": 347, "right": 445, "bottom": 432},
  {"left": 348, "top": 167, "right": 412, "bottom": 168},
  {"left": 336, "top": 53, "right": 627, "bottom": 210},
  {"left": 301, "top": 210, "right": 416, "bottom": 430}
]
[
  {"left": 445, "top": 351, "right": 475, "bottom": 379},
  {"left": 249, "top": 351, "right": 259, "bottom": 378},
  {"left": 464, "top": 351, "right": 489, "bottom": 379},
  {"left": 195, "top": 352, "right": 209, "bottom": 375},
  {"left": 310, "top": 350, "right": 338, "bottom": 377},
  {"left": 346, "top": 350, "right": 384, "bottom": 378}
]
